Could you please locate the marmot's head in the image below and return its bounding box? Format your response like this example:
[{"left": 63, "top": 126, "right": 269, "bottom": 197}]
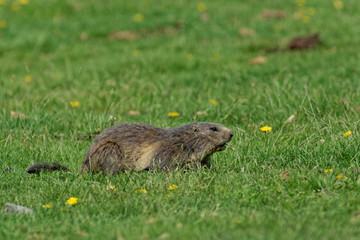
[{"left": 186, "top": 122, "right": 233, "bottom": 161}]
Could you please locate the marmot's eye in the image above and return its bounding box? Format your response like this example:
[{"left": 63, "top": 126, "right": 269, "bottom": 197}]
[{"left": 210, "top": 127, "right": 218, "bottom": 132}]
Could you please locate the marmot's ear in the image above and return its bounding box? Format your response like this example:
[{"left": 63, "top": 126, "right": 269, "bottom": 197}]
[{"left": 192, "top": 125, "right": 200, "bottom": 132}]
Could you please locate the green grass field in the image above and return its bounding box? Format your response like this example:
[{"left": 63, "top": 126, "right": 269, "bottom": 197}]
[{"left": 1, "top": 0, "right": 360, "bottom": 239}]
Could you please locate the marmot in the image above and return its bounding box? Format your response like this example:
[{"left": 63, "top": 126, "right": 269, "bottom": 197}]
[{"left": 27, "top": 122, "right": 233, "bottom": 175}]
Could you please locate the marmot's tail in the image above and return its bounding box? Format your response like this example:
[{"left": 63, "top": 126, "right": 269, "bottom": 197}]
[{"left": 26, "top": 162, "right": 71, "bottom": 174}]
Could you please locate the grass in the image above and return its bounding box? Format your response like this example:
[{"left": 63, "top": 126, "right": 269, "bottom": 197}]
[{"left": 1, "top": 0, "right": 360, "bottom": 239}]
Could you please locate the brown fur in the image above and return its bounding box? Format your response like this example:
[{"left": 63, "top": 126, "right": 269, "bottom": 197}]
[
  {"left": 27, "top": 122, "right": 233, "bottom": 175},
  {"left": 80, "top": 122, "right": 233, "bottom": 174}
]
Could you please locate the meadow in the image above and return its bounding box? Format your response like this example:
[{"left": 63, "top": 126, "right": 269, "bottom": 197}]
[{"left": 1, "top": 0, "right": 360, "bottom": 239}]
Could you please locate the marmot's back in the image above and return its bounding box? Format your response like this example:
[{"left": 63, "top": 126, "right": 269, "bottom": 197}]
[{"left": 93, "top": 123, "right": 165, "bottom": 145}]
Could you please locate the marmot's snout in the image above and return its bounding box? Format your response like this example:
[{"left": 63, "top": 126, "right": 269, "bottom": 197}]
[
  {"left": 223, "top": 127, "right": 233, "bottom": 142},
  {"left": 229, "top": 130, "right": 234, "bottom": 140},
  {"left": 216, "top": 127, "right": 233, "bottom": 151}
]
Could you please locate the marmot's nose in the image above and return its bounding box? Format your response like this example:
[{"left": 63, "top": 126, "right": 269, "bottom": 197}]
[{"left": 229, "top": 130, "right": 234, "bottom": 139}]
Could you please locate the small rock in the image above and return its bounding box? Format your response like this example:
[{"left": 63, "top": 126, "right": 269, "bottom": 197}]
[{"left": 3, "top": 203, "right": 34, "bottom": 215}]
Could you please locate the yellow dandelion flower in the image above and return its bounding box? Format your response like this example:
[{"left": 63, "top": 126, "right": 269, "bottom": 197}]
[
  {"left": 0, "top": 0, "right": 5, "bottom": 5},
  {"left": 336, "top": 174, "right": 345, "bottom": 179},
  {"left": 333, "top": 1, "right": 343, "bottom": 10},
  {"left": 0, "top": 20, "right": 7, "bottom": 29},
  {"left": 133, "top": 13, "right": 144, "bottom": 22},
  {"left": 168, "top": 184, "right": 178, "bottom": 190},
  {"left": 167, "top": 194, "right": 171, "bottom": 198},
  {"left": 296, "top": 0, "right": 306, "bottom": 7},
  {"left": 302, "top": 15, "right": 311, "bottom": 23},
  {"left": 106, "top": 185, "right": 117, "bottom": 191},
  {"left": 213, "top": 53, "right": 220, "bottom": 60},
  {"left": 186, "top": 53, "right": 194, "bottom": 61},
  {"left": 167, "top": 112, "right": 180, "bottom": 117},
  {"left": 70, "top": 101, "right": 80, "bottom": 107},
  {"left": 66, "top": 197, "right": 78, "bottom": 205},
  {"left": 11, "top": 2, "right": 19, "bottom": 11},
  {"left": 344, "top": 131, "right": 351, "bottom": 137},
  {"left": 132, "top": 50, "right": 141, "bottom": 57},
  {"left": 209, "top": 99, "right": 218, "bottom": 105},
  {"left": 232, "top": 218, "right": 242, "bottom": 224},
  {"left": 19, "top": 0, "right": 29, "bottom": 5},
  {"left": 42, "top": 204, "right": 52, "bottom": 208},
  {"left": 197, "top": 2, "right": 207, "bottom": 12},
  {"left": 307, "top": 7, "right": 316, "bottom": 15},
  {"left": 137, "top": 189, "right": 147, "bottom": 194},
  {"left": 260, "top": 126, "right": 272, "bottom": 133},
  {"left": 25, "top": 75, "right": 32, "bottom": 82},
  {"left": 324, "top": 169, "right": 333, "bottom": 173}
]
